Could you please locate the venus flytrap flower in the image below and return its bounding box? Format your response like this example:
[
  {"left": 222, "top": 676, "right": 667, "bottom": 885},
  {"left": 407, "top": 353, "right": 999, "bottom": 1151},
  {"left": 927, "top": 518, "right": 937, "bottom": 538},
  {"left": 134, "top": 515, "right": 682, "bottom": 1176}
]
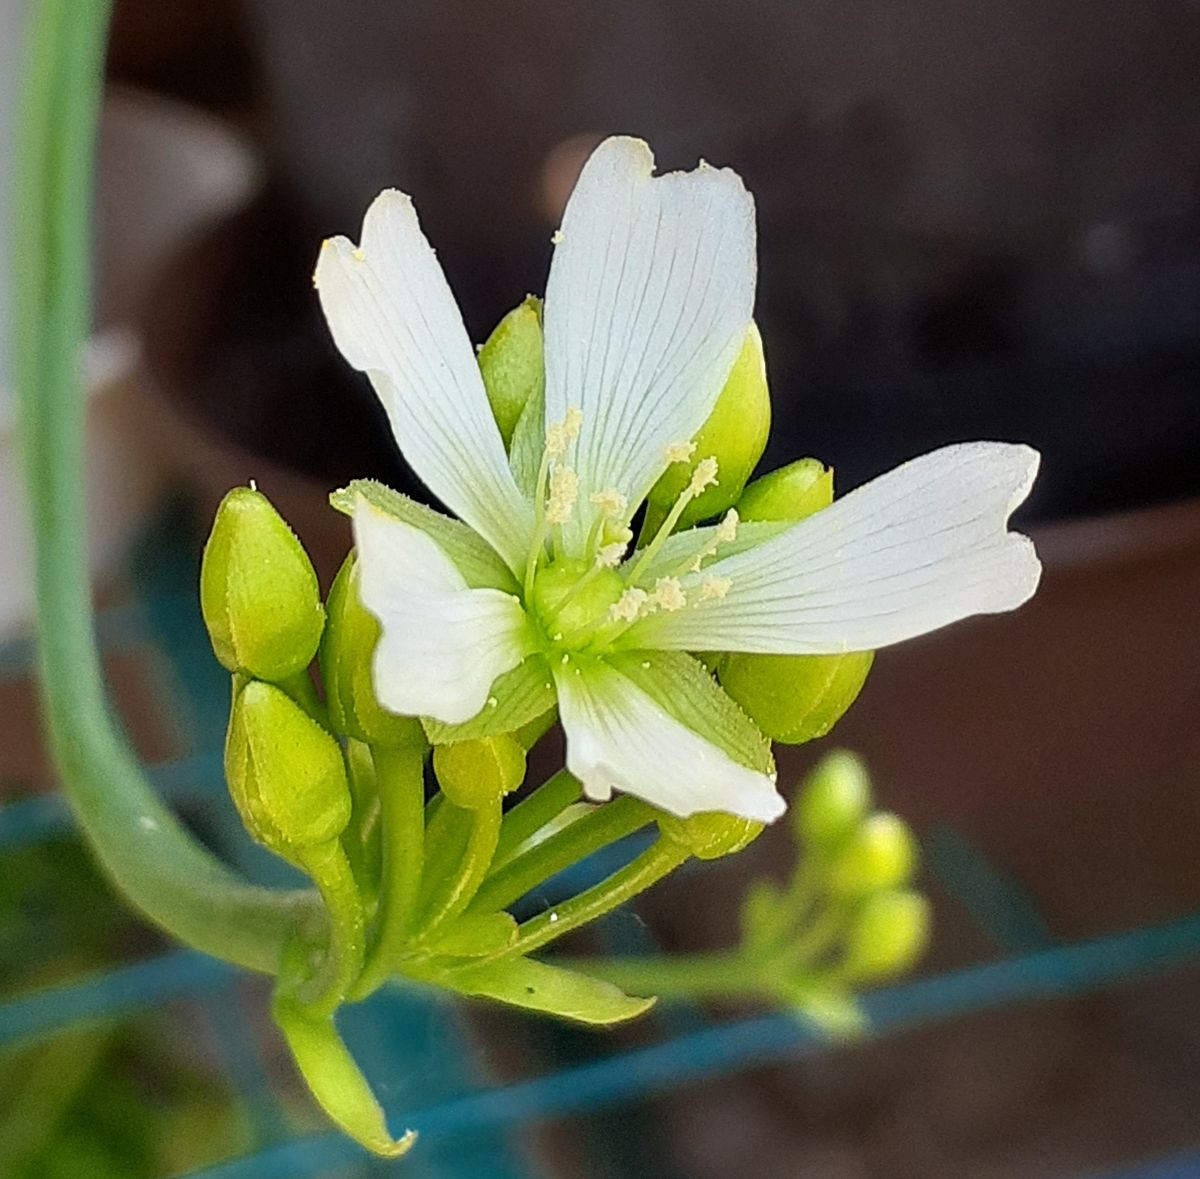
[{"left": 314, "top": 135, "right": 1041, "bottom": 827}]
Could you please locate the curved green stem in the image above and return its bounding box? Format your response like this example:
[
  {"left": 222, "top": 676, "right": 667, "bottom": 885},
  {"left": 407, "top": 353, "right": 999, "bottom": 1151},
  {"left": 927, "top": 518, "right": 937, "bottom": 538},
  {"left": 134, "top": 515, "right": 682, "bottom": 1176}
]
[
  {"left": 578, "top": 950, "right": 756, "bottom": 1000},
  {"left": 297, "top": 841, "right": 366, "bottom": 1017},
  {"left": 491, "top": 769, "right": 582, "bottom": 871},
  {"left": 416, "top": 798, "right": 502, "bottom": 934},
  {"left": 11, "top": 0, "right": 315, "bottom": 973},
  {"left": 471, "top": 795, "right": 653, "bottom": 915},
  {"left": 496, "top": 838, "right": 689, "bottom": 959},
  {"left": 352, "top": 743, "right": 426, "bottom": 997}
]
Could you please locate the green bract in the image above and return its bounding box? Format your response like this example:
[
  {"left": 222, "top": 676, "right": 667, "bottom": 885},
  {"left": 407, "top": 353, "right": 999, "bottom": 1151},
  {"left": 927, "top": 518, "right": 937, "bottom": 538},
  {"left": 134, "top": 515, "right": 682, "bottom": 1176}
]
[{"left": 478, "top": 295, "right": 544, "bottom": 447}]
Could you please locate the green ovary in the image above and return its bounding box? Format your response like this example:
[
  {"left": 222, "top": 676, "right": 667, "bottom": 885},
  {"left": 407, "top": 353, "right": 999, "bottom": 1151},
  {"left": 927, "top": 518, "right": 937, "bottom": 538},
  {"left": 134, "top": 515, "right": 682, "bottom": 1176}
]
[{"left": 530, "top": 559, "right": 626, "bottom": 651}]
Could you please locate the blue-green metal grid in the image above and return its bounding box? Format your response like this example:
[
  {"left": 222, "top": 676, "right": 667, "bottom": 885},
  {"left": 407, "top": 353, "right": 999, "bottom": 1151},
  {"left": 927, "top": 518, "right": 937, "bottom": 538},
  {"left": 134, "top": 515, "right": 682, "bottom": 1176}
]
[{"left": 2, "top": 514, "right": 1199, "bottom": 1179}]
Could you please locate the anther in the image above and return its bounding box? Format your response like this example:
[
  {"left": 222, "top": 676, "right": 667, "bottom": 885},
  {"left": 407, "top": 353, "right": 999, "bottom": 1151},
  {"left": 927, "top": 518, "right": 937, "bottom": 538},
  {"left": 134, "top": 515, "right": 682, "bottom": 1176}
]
[
  {"left": 700, "top": 575, "right": 733, "bottom": 601},
  {"left": 664, "top": 440, "right": 696, "bottom": 465},
  {"left": 689, "top": 457, "right": 719, "bottom": 496},
  {"left": 590, "top": 488, "right": 627, "bottom": 519},
  {"left": 653, "top": 577, "right": 687, "bottom": 612},
  {"left": 716, "top": 507, "right": 739, "bottom": 544},
  {"left": 609, "top": 587, "right": 649, "bottom": 622},
  {"left": 546, "top": 465, "right": 579, "bottom": 525}
]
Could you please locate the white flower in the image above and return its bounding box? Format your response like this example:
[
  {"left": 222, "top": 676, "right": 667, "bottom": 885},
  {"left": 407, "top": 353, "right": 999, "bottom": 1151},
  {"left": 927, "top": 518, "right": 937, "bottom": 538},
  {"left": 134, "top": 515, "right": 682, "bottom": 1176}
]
[{"left": 314, "top": 137, "right": 1041, "bottom": 824}]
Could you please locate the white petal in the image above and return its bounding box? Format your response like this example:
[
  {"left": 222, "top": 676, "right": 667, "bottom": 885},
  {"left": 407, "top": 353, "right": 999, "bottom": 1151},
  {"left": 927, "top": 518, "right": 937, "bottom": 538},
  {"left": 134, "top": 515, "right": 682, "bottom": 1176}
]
[
  {"left": 543, "top": 138, "right": 756, "bottom": 549},
  {"left": 627, "top": 443, "right": 1042, "bottom": 654},
  {"left": 353, "top": 497, "right": 533, "bottom": 724},
  {"left": 316, "top": 191, "right": 534, "bottom": 573},
  {"left": 554, "top": 659, "right": 784, "bottom": 822}
]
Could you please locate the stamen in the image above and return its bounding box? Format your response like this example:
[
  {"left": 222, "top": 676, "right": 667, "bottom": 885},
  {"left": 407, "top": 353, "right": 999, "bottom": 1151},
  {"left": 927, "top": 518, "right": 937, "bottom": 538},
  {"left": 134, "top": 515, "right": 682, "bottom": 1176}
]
[
  {"left": 700, "top": 575, "right": 733, "bottom": 601},
  {"left": 596, "top": 540, "right": 628, "bottom": 568},
  {"left": 652, "top": 577, "right": 687, "bottom": 612},
  {"left": 664, "top": 440, "right": 696, "bottom": 465},
  {"left": 546, "top": 407, "right": 583, "bottom": 458},
  {"left": 609, "top": 587, "right": 649, "bottom": 623},
  {"left": 590, "top": 488, "right": 627, "bottom": 520},
  {"left": 690, "top": 456, "right": 719, "bottom": 495},
  {"left": 525, "top": 410, "right": 585, "bottom": 599},
  {"left": 546, "top": 465, "right": 579, "bottom": 525},
  {"left": 351, "top": 247, "right": 366, "bottom": 263},
  {"left": 627, "top": 457, "right": 721, "bottom": 584},
  {"left": 716, "top": 507, "right": 739, "bottom": 544}
]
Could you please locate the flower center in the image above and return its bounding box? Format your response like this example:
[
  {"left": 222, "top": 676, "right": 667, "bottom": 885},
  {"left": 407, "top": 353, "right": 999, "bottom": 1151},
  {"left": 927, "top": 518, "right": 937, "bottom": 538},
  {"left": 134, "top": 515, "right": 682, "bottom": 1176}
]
[{"left": 530, "top": 558, "right": 625, "bottom": 651}]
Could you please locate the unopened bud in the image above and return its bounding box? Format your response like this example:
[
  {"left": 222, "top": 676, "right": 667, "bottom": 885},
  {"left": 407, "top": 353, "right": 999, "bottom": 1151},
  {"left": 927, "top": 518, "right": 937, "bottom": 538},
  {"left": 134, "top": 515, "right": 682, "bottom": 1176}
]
[
  {"left": 720, "top": 459, "right": 871, "bottom": 744},
  {"left": 478, "top": 296, "right": 544, "bottom": 446},
  {"left": 827, "top": 812, "right": 917, "bottom": 898},
  {"left": 433, "top": 734, "right": 527, "bottom": 810},
  {"left": 646, "top": 323, "right": 771, "bottom": 528},
  {"left": 225, "top": 679, "right": 352, "bottom": 864},
  {"left": 737, "top": 457, "right": 832, "bottom": 523},
  {"left": 657, "top": 810, "right": 763, "bottom": 860},
  {"left": 321, "top": 553, "right": 424, "bottom": 748},
  {"left": 795, "top": 751, "right": 872, "bottom": 851},
  {"left": 201, "top": 488, "right": 325, "bottom": 682},
  {"left": 841, "top": 889, "right": 931, "bottom": 982}
]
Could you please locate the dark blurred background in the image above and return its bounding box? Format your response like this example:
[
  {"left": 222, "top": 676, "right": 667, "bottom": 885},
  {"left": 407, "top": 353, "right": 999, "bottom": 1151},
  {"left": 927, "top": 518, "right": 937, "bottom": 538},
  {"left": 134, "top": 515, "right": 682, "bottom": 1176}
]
[
  {"left": 2, "top": 3, "right": 1199, "bottom": 1176},
  {"left": 108, "top": 0, "right": 1200, "bottom": 522}
]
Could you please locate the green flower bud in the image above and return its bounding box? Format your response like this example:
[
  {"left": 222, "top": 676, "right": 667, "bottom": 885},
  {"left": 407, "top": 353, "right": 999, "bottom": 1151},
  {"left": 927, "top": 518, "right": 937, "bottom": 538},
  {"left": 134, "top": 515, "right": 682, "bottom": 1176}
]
[
  {"left": 478, "top": 296, "right": 544, "bottom": 446},
  {"left": 225, "top": 679, "right": 352, "bottom": 864},
  {"left": 200, "top": 487, "right": 325, "bottom": 682},
  {"left": 433, "top": 734, "right": 527, "bottom": 810},
  {"left": 719, "top": 649, "right": 874, "bottom": 745},
  {"left": 794, "top": 750, "right": 872, "bottom": 851},
  {"left": 657, "top": 810, "right": 763, "bottom": 860},
  {"left": 646, "top": 323, "right": 771, "bottom": 528},
  {"left": 719, "top": 458, "right": 872, "bottom": 745},
  {"left": 737, "top": 457, "right": 832, "bottom": 522},
  {"left": 320, "top": 553, "right": 424, "bottom": 748},
  {"left": 841, "top": 889, "right": 931, "bottom": 982},
  {"left": 827, "top": 813, "right": 918, "bottom": 898}
]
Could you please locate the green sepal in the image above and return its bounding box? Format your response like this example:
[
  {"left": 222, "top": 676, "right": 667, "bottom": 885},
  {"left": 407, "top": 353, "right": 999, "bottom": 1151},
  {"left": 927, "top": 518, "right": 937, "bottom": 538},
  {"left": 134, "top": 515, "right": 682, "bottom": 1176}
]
[
  {"left": 606, "top": 650, "right": 774, "bottom": 776},
  {"left": 200, "top": 486, "right": 325, "bottom": 681},
  {"left": 507, "top": 375, "right": 546, "bottom": 498},
  {"left": 657, "top": 810, "right": 762, "bottom": 860},
  {"left": 330, "top": 480, "right": 518, "bottom": 592},
  {"left": 478, "top": 296, "right": 544, "bottom": 447},
  {"left": 434, "top": 955, "right": 655, "bottom": 1025},
  {"left": 419, "top": 911, "right": 519, "bottom": 958},
  {"left": 321, "top": 553, "right": 427, "bottom": 748},
  {"left": 422, "top": 655, "right": 556, "bottom": 745},
  {"left": 272, "top": 994, "right": 415, "bottom": 1159},
  {"left": 646, "top": 323, "right": 771, "bottom": 528}
]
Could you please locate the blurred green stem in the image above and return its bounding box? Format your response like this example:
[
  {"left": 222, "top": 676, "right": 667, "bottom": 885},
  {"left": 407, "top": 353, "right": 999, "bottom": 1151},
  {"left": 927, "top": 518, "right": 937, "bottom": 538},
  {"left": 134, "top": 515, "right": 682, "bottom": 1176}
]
[{"left": 11, "top": 0, "right": 316, "bottom": 973}]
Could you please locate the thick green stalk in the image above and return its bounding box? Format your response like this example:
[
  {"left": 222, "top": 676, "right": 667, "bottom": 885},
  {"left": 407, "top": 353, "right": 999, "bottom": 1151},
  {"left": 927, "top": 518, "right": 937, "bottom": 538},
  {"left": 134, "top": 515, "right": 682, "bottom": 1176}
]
[
  {"left": 491, "top": 769, "right": 582, "bottom": 871},
  {"left": 352, "top": 743, "right": 426, "bottom": 997},
  {"left": 11, "top": 0, "right": 315, "bottom": 973}
]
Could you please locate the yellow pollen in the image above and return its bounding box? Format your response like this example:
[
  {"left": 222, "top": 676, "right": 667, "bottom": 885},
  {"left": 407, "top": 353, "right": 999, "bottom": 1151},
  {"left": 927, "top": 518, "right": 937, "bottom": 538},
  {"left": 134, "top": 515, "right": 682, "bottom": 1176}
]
[
  {"left": 700, "top": 575, "right": 733, "bottom": 601},
  {"left": 546, "top": 465, "right": 579, "bottom": 524},
  {"left": 716, "top": 508, "right": 739, "bottom": 544},
  {"left": 590, "top": 488, "right": 627, "bottom": 519},
  {"left": 551, "top": 229, "right": 564, "bottom": 245},
  {"left": 609, "top": 587, "right": 649, "bottom": 622},
  {"left": 351, "top": 247, "right": 366, "bottom": 262},
  {"left": 690, "top": 457, "right": 719, "bottom": 495},
  {"left": 596, "top": 540, "right": 627, "bottom": 568},
  {"left": 546, "top": 407, "right": 583, "bottom": 458},
  {"left": 653, "top": 577, "right": 687, "bottom": 612},
  {"left": 664, "top": 440, "right": 696, "bottom": 465}
]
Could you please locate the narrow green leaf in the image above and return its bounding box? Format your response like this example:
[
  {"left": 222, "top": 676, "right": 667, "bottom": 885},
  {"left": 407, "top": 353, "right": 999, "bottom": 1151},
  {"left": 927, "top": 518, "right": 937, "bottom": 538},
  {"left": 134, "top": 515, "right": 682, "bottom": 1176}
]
[
  {"left": 439, "top": 955, "right": 655, "bottom": 1025},
  {"left": 419, "top": 911, "right": 519, "bottom": 957},
  {"left": 272, "top": 996, "right": 415, "bottom": 1158},
  {"left": 331, "top": 480, "right": 518, "bottom": 592}
]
